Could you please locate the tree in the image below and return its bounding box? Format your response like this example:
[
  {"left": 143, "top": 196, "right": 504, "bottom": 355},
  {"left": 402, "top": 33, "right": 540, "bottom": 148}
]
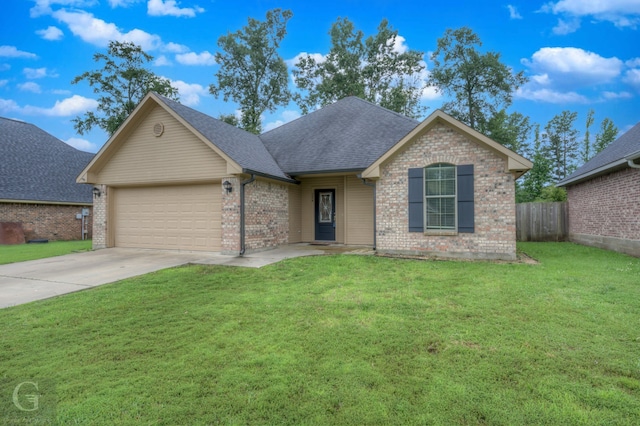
[
  {"left": 517, "top": 124, "right": 552, "bottom": 203},
  {"left": 209, "top": 9, "right": 293, "bottom": 134},
  {"left": 429, "top": 27, "right": 527, "bottom": 130},
  {"left": 72, "top": 40, "right": 178, "bottom": 136},
  {"left": 481, "top": 109, "right": 531, "bottom": 154},
  {"left": 293, "top": 18, "right": 427, "bottom": 118},
  {"left": 581, "top": 109, "right": 594, "bottom": 163},
  {"left": 594, "top": 117, "right": 618, "bottom": 154},
  {"left": 545, "top": 110, "right": 579, "bottom": 182}
]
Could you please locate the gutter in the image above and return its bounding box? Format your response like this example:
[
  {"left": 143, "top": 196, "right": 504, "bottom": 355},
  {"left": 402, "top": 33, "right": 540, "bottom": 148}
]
[
  {"left": 625, "top": 150, "right": 640, "bottom": 169},
  {"left": 360, "top": 177, "right": 377, "bottom": 250},
  {"left": 242, "top": 168, "right": 298, "bottom": 184},
  {"left": 239, "top": 173, "right": 256, "bottom": 256}
]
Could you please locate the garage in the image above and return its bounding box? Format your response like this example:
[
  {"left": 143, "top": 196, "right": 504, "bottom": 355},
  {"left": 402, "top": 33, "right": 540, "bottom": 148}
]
[{"left": 113, "top": 184, "right": 221, "bottom": 251}]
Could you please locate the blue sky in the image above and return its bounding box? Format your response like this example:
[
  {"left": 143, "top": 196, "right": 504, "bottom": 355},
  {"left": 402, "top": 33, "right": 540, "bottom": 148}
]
[{"left": 1, "top": 0, "right": 639, "bottom": 154}]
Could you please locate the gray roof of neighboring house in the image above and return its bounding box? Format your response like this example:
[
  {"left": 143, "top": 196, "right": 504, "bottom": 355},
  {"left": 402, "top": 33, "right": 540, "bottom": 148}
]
[
  {"left": 559, "top": 121, "right": 640, "bottom": 186},
  {"left": 155, "top": 94, "right": 295, "bottom": 182},
  {"left": 259, "top": 96, "right": 420, "bottom": 175},
  {"left": 0, "top": 117, "right": 94, "bottom": 204}
]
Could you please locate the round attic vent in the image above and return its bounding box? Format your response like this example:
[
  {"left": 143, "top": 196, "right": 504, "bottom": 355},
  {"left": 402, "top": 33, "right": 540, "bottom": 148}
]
[{"left": 153, "top": 122, "right": 164, "bottom": 137}]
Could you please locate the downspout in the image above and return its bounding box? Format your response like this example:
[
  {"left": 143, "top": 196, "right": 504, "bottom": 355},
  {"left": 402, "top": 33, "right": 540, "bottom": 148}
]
[
  {"left": 361, "top": 178, "right": 376, "bottom": 250},
  {"left": 626, "top": 150, "right": 640, "bottom": 169},
  {"left": 627, "top": 160, "right": 640, "bottom": 169},
  {"left": 239, "top": 174, "right": 256, "bottom": 256}
]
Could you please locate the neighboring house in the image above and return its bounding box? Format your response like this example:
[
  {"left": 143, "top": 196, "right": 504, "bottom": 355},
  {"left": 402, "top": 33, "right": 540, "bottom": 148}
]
[
  {"left": 0, "top": 117, "right": 94, "bottom": 242},
  {"left": 558, "top": 122, "right": 640, "bottom": 257},
  {"left": 78, "top": 93, "right": 531, "bottom": 260}
]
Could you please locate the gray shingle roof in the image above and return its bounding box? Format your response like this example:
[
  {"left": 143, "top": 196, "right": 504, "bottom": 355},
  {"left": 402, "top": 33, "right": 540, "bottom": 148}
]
[
  {"left": 559, "top": 121, "right": 640, "bottom": 186},
  {"left": 0, "top": 117, "right": 94, "bottom": 203},
  {"left": 259, "top": 96, "right": 420, "bottom": 175},
  {"left": 154, "top": 94, "right": 294, "bottom": 182}
]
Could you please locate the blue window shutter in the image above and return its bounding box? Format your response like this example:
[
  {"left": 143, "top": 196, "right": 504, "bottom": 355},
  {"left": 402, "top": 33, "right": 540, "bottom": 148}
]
[
  {"left": 457, "top": 165, "right": 474, "bottom": 233},
  {"left": 408, "top": 168, "right": 424, "bottom": 232}
]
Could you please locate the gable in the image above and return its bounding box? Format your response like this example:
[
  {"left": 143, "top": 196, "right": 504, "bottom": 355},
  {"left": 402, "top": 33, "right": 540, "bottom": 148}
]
[
  {"left": 362, "top": 110, "right": 532, "bottom": 180},
  {"left": 92, "top": 105, "right": 229, "bottom": 185}
]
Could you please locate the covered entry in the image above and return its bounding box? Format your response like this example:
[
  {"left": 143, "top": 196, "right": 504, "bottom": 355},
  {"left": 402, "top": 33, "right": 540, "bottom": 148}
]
[{"left": 113, "top": 184, "right": 221, "bottom": 251}]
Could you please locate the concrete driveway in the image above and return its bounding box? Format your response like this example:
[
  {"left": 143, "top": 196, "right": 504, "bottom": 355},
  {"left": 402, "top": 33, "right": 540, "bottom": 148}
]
[{"left": 0, "top": 246, "right": 325, "bottom": 309}]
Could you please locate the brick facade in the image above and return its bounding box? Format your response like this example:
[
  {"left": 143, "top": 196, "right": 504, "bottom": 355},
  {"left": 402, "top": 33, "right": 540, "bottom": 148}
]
[
  {"left": 566, "top": 167, "right": 640, "bottom": 257},
  {"left": 221, "top": 177, "right": 289, "bottom": 254},
  {"left": 92, "top": 185, "right": 108, "bottom": 249},
  {"left": 376, "top": 123, "right": 517, "bottom": 260},
  {"left": 0, "top": 202, "right": 92, "bottom": 242}
]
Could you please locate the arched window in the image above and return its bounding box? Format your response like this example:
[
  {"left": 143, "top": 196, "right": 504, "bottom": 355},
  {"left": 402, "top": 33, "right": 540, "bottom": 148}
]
[{"left": 425, "top": 163, "right": 456, "bottom": 230}]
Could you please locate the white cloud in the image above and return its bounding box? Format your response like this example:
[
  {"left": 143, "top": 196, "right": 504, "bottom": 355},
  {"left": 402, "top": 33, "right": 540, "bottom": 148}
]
[
  {"left": 552, "top": 18, "right": 581, "bottom": 34},
  {"left": 507, "top": 5, "right": 523, "bottom": 19},
  {"left": 36, "top": 26, "right": 64, "bottom": 41},
  {"left": 286, "top": 52, "right": 327, "bottom": 69},
  {"left": 515, "top": 87, "right": 588, "bottom": 103},
  {"left": 29, "top": 0, "right": 95, "bottom": 18},
  {"left": 168, "top": 79, "right": 208, "bottom": 106},
  {"left": 626, "top": 57, "right": 640, "bottom": 67},
  {"left": 65, "top": 137, "right": 99, "bottom": 152},
  {"left": 155, "top": 55, "right": 172, "bottom": 66},
  {"left": 164, "top": 42, "right": 189, "bottom": 53},
  {"left": 522, "top": 47, "right": 623, "bottom": 85},
  {"left": 24, "top": 67, "right": 58, "bottom": 79},
  {"left": 147, "top": 0, "right": 204, "bottom": 18},
  {"left": 18, "top": 82, "right": 42, "bottom": 93},
  {"left": 0, "top": 80, "right": 8, "bottom": 87},
  {"left": 263, "top": 110, "right": 302, "bottom": 132},
  {"left": 390, "top": 35, "right": 408, "bottom": 54},
  {"left": 601, "top": 91, "right": 632, "bottom": 99},
  {"left": 0, "top": 46, "right": 37, "bottom": 59},
  {"left": 52, "top": 9, "right": 161, "bottom": 51},
  {"left": 0, "top": 95, "right": 99, "bottom": 117},
  {"left": 543, "top": 0, "right": 640, "bottom": 29},
  {"left": 52, "top": 89, "right": 72, "bottom": 95},
  {"left": 175, "top": 51, "right": 216, "bottom": 65},
  {"left": 623, "top": 68, "right": 640, "bottom": 90}
]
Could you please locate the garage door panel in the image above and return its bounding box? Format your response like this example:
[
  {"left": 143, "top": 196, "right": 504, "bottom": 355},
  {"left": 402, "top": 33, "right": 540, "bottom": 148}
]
[{"left": 114, "top": 184, "right": 221, "bottom": 251}]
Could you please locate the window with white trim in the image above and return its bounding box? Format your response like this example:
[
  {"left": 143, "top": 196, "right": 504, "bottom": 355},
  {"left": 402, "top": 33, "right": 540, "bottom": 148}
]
[{"left": 425, "top": 163, "right": 456, "bottom": 230}]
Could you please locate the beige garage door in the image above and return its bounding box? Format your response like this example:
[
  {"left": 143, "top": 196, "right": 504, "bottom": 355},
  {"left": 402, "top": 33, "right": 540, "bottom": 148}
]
[{"left": 114, "top": 184, "right": 221, "bottom": 251}]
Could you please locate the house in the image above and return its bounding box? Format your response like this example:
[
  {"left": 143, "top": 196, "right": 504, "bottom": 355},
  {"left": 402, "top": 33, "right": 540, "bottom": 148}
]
[
  {"left": 77, "top": 93, "right": 532, "bottom": 260},
  {"left": 558, "top": 122, "right": 640, "bottom": 257},
  {"left": 0, "top": 117, "right": 94, "bottom": 243}
]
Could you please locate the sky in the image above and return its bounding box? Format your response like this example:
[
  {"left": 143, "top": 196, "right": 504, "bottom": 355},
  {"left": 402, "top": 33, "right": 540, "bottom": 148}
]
[{"left": 1, "top": 0, "right": 639, "bottom": 155}]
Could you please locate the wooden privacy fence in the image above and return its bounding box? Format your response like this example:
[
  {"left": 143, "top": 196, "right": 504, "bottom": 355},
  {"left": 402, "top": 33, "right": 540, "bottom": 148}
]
[{"left": 516, "top": 202, "right": 568, "bottom": 242}]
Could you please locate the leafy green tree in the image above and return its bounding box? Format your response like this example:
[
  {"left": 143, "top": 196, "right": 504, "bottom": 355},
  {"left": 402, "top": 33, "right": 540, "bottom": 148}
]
[
  {"left": 535, "top": 185, "right": 567, "bottom": 202},
  {"left": 581, "top": 109, "right": 594, "bottom": 163},
  {"left": 209, "top": 9, "right": 293, "bottom": 134},
  {"left": 594, "top": 117, "right": 618, "bottom": 154},
  {"left": 429, "top": 27, "right": 527, "bottom": 130},
  {"left": 72, "top": 40, "right": 178, "bottom": 136},
  {"left": 218, "top": 113, "right": 240, "bottom": 127},
  {"left": 293, "top": 18, "right": 427, "bottom": 118},
  {"left": 517, "top": 124, "right": 552, "bottom": 203},
  {"left": 481, "top": 109, "right": 531, "bottom": 154},
  {"left": 545, "top": 110, "right": 579, "bottom": 181}
]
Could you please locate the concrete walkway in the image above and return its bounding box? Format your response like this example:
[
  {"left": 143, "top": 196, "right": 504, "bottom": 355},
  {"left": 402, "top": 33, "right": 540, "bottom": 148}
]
[{"left": 0, "top": 245, "right": 329, "bottom": 309}]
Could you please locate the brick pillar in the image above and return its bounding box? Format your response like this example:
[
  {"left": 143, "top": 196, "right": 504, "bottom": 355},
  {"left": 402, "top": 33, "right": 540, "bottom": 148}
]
[
  {"left": 92, "top": 184, "right": 108, "bottom": 249},
  {"left": 221, "top": 177, "right": 241, "bottom": 254}
]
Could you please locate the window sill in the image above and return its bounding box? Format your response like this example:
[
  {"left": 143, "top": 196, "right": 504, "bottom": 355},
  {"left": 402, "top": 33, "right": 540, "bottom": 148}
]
[{"left": 425, "top": 229, "right": 458, "bottom": 236}]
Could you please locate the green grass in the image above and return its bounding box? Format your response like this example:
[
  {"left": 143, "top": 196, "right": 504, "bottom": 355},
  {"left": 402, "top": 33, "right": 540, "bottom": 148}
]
[
  {"left": 0, "top": 240, "right": 92, "bottom": 265},
  {"left": 1, "top": 242, "right": 639, "bottom": 425}
]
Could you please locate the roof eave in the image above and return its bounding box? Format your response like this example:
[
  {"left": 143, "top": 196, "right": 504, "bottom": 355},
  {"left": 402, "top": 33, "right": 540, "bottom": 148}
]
[
  {"left": 558, "top": 159, "right": 629, "bottom": 187},
  {"left": 242, "top": 169, "right": 299, "bottom": 184}
]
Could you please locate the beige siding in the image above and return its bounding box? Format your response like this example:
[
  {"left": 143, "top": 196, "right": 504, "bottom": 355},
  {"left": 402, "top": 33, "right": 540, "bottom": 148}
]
[
  {"left": 345, "top": 175, "right": 374, "bottom": 245},
  {"left": 113, "top": 184, "right": 221, "bottom": 251},
  {"left": 299, "top": 176, "right": 345, "bottom": 243},
  {"left": 97, "top": 106, "right": 227, "bottom": 185},
  {"left": 288, "top": 185, "right": 302, "bottom": 243}
]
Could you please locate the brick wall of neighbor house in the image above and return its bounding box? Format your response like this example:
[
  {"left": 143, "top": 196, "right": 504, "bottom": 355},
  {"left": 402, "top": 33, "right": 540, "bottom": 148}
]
[
  {"left": 92, "top": 185, "right": 107, "bottom": 249},
  {"left": 566, "top": 167, "right": 640, "bottom": 257},
  {"left": 0, "top": 202, "right": 92, "bottom": 242},
  {"left": 244, "top": 179, "right": 289, "bottom": 251},
  {"left": 221, "top": 176, "right": 241, "bottom": 254},
  {"left": 376, "top": 123, "right": 517, "bottom": 260}
]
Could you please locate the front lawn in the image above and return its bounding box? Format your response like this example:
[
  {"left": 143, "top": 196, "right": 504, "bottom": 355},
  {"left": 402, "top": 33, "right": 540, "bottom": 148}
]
[
  {"left": 1, "top": 243, "right": 639, "bottom": 424},
  {"left": 0, "top": 240, "right": 91, "bottom": 265}
]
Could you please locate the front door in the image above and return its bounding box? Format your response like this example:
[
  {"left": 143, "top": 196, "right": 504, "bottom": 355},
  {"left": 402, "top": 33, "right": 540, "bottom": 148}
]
[{"left": 315, "top": 189, "right": 335, "bottom": 241}]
